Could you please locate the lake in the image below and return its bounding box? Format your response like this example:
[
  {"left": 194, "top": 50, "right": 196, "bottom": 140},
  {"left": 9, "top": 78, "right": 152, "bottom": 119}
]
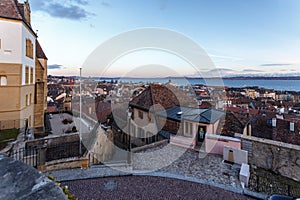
[{"left": 99, "top": 77, "right": 300, "bottom": 92}]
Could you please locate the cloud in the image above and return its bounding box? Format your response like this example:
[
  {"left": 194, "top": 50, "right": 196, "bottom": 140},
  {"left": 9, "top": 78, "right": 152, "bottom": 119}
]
[
  {"left": 30, "top": 0, "right": 93, "bottom": 20},
  {"left": 48, "top": 64, "right": 62, "bottom": 69},
  {"left": 242, "top": 69, "right": 264, "bottom": 72},
  {"left": 260, "top": 63, "right": 292, "bottom": 67},
  {"left": 73, "top": 0, "right": 89, "bottom": 5},
  {"left": 159, "top": 0, "right": 168, "bottom": 10},
  {"left": 101, "top": 2, "right": 111, "bottom": 7},
  {"left": 208, "top": 53, "right": 243, "bottom": 61}
]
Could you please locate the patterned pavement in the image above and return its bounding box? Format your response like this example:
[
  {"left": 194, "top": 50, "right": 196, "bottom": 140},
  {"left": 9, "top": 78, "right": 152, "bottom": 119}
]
[{"left": 61, "top": 176, "right": 257, "bottom": 200}]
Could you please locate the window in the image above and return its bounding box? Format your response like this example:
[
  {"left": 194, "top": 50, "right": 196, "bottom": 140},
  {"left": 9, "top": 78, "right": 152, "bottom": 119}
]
[
  {"left": 26, "top": 95, "right": 28, "bottom": 106},
  {"left": 0, "top": 39, "right": 1, "bottom": 49},
  {"left": 25, "top": 38, "right": 33, "bottom": 58},
  {"left": 0, "top": 76, "right": 7, "bottom": 86},
  {"left": 25, "top": 66, "right": 29, "bottom": 84},
  {"left": 184, "top": 121, "right": 193, "bottom": 137},
  {"left": 131, "top": 124, "right": 136, "bottom": 137},
  {"left": 30, "top": 67, "right": 33, "bottom": 84},
  {"left": 138, "top": 110, "right": 143, "bottom": 119},
  {"left": 30, "top": 93, "right": 32, "bottom": 105},
  {"left": 138, "top": 127, "right": 145, "bottom": 139}
]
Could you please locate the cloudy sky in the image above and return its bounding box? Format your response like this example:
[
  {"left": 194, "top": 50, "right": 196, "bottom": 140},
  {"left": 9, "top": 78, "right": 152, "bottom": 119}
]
[{"left": 28, "top": 0, "right": 300, "bottom": 77}]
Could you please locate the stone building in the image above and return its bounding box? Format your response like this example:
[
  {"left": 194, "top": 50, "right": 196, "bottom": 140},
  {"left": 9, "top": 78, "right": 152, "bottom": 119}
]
[{"left": 0, "top": 0, "right": 47, "bottom": 134}]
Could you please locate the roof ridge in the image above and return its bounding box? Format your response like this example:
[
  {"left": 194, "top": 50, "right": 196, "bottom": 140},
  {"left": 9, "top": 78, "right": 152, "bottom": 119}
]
[
  {"left": 149, "top": 84, "right": 155, "bottom": 106},
  {"left": 15, "top": 0, "right": 23, "bottom": 17}
]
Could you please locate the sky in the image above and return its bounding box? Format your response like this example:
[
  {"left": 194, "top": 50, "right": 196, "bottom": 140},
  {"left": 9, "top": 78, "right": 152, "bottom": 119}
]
[{"left": 27, "top": 0, "right": 300, "bottom": 77}]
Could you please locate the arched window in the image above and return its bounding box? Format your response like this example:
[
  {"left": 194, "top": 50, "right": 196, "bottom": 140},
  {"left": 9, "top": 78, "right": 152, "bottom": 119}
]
[{"left": 0, "top": 76, "right": 7, "bottom": 86}]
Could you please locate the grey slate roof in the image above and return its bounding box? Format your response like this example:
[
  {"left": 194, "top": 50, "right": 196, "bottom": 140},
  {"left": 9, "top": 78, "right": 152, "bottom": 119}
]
[
  {"left": 157, "top": 105, "right": 225, "bottom": 124},
  {"left": 158, "top": 130, "right": 174, "bottom": 139}
]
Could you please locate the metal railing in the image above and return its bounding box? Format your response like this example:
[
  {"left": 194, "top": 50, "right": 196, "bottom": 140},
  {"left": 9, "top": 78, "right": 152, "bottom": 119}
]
[
  {"left": 10, "top": 147, "right": 38, "bottom": 168},
  {"left": 9, "top": 142, "right": 87, "bottom": 168}
]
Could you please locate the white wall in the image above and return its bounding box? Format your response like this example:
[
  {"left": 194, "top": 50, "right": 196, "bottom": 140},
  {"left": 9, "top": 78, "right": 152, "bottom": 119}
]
[
  {"left": 0, "top": 20, "right": 36, "bottom": 85},
  {"left": 21, "top": 24, "right": 36, "bottom": 85},
  {"left": 0, "top": 20, "right": 22, "bottom": 63}
]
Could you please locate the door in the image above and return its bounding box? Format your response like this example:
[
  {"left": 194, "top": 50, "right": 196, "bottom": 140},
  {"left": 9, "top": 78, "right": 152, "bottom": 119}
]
[{"left": 197, "top": 126, "right": 206, "bottom": 143}]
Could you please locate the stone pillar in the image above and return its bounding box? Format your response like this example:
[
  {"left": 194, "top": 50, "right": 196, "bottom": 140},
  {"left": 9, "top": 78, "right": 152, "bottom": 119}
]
[{"left": 37, "top": 145, "right": 46, "bottom": 171}]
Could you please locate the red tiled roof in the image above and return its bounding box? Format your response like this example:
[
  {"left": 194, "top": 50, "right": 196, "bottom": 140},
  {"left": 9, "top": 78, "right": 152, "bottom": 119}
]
[
  {"left": 95, "top": 101, "right": 112, "bottom": 123},
  {"left": 225, "top": 107, "right": 259, "bottom": 115},
  {"left": 129, "top": 86, "right": 153, "bottom": 111},
  {"left": 0, "top": 0, "right": 36, "bottom": 36},
  {"left": 273, "top": 118, "right": 300, "bottom": 145},
  {"left": 129, "top": 84, "right": 196, "bottom": 111},
  {"left": 221, "top": 111, "right": 250, "bottom": 136},
  {"left": 36, "top": 40, "right": 48, "bottom": 59},
  {"left": 0, "top": 0, "right": 23, "bottom": 20}
]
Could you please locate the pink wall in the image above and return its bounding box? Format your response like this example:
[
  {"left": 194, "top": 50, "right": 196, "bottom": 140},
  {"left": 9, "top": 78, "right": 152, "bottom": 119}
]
[{"left": 205, "top": 136, "right": 241, "bottom": 155}]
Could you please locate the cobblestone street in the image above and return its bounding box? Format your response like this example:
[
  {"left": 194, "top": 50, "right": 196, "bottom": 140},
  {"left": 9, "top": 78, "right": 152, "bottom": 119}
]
[
  {"left": 47, "top": 143, "right": 266, "bottom": 199},
  {"left": 133, "top": 143, "right": 242, "bottom": 189},
  {"left": 62, "top": 176, "right": 255, "bottom": 200}
]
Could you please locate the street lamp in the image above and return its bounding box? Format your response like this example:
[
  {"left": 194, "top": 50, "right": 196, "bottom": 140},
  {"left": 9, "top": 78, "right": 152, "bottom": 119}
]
[
  {"left": 128, "top": 110, "right": 132, "bottom": 165},
  {"left": 79, "top": 67, "right": 82, "bottom": 156}
]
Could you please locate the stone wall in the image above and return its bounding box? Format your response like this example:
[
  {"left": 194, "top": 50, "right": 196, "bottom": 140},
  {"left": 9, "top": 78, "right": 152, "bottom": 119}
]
[
  {"left": 26, "top": 133, "right": 80, "bottom": 148},
  {"left": 40, "top": 157, "right": 89, "bottom": 172},
  {"left": 241, "top": 135, "right": 300, "bottom": 182}
]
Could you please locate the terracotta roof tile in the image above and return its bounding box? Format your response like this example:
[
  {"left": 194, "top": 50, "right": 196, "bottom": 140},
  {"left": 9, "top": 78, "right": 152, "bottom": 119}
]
[
  {"left": 0, "top": 0, "right": 36, "bottom": 36},
  {"left": 129, "top": 83, "right": 197, "bottom": 111},
  {"left": 0, "top": 0, "right": 23, "bottom": 20}
]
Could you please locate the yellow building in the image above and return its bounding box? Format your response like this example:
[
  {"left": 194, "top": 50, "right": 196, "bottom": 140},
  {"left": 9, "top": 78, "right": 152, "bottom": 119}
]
[{"left": 0, "top": 0, "right": 47, "bottom": 135}]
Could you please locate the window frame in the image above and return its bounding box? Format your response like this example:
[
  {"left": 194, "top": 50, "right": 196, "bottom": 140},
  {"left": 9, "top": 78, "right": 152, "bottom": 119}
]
[{"left": 0, "top": 75, "right": 7, "bottom": 86}]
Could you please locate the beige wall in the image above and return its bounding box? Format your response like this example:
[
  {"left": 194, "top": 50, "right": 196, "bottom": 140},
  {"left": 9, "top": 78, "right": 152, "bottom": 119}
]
[
  {"left": 132, "top": 108, "right": 158, "bottom": 137},
  {"left": 0, "top": 62, "right": 35, "bottom": 127},
  {"left": 0, "top": 63, "right": 22, "bottom": 115},
  {"left": 37, "top": 58, "right": 47, "bottom": 111},
  {"left": 34, "top": 59, "right": 47, "bottom": 129}
]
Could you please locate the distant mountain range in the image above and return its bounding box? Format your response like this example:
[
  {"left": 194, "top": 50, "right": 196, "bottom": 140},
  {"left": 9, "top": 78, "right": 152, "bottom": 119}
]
[
  {"left": 49, "top": 68, "right": 300, "bottom": 80},
  {"left": 186, "top": 68, "right": 300, "bottom": 79}
]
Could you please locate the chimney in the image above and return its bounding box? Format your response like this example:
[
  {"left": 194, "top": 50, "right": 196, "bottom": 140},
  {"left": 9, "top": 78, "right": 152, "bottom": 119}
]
[
  {"left": 290, "top": 122, "right": 295, "bottom": 132},
  {"left": 23, "top": 0, "right": 31, "bottom": 25},
  {"left": 272, "top": 118, "right": 277, "bottom": 127}
]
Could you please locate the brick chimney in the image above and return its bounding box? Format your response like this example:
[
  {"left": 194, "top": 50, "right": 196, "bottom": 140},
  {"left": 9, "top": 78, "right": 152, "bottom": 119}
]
[{"left": 23, "top": 0, "right": 31, "bottom": 25}]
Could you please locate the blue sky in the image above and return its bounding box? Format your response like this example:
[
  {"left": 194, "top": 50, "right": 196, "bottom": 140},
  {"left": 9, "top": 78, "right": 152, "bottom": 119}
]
[{"left": 28, "top": 0, "right": 300, "bottom": 77}]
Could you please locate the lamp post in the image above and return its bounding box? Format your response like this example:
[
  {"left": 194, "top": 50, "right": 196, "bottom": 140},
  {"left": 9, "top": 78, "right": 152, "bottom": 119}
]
[
  {"left": 79, "top": 67, "right": 82, "bottom": 156},
  {"left": 128, "top": 110, "right": 132, "bottom": 165}
]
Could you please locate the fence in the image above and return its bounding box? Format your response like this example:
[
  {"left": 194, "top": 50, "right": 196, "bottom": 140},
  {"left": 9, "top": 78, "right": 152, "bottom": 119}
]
[
  {"left": 46, "top": 142, "right": 86, "bottom": 162},
  {"left": 10, "top": 147, "right": 39, "bottom": 168},
  {"left": 9, "top": 142, "right": 87, "bottom": 169}
]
